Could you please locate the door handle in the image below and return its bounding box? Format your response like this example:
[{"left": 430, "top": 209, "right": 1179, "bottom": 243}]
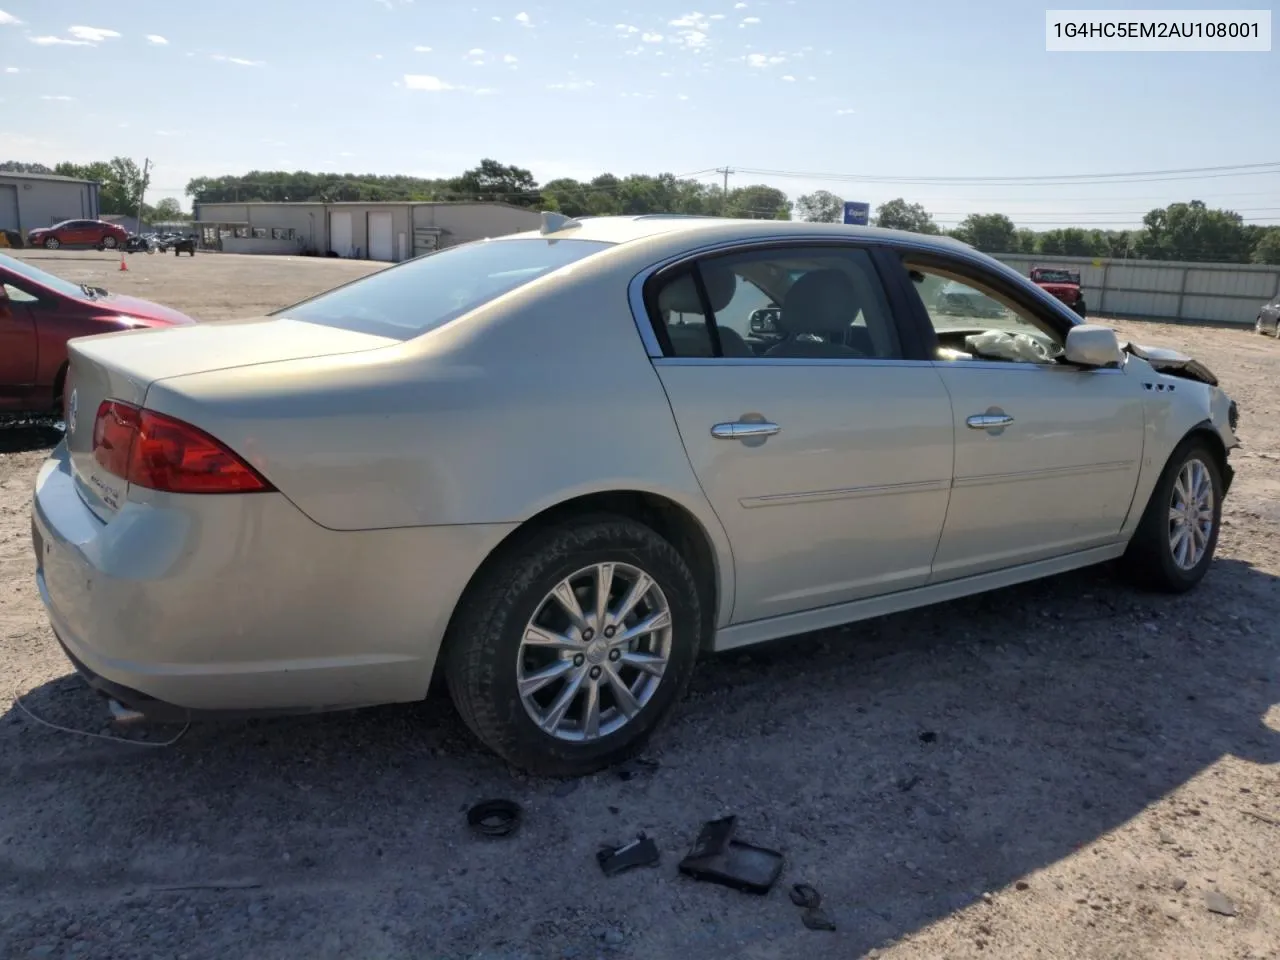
[
  {"left": 966, "top": 413, "right": 1015, "bottom": 430},
  {"left": 711, "top": 421, "right": 781, "bottom": 440}
]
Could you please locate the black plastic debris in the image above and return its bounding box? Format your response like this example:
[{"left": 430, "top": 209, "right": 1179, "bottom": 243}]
[
  {"left": 918, "top": 730, "right": 938, "bottom": 744},
  {"left": 597, "top": 834, "right": 661, "bottom": 877},
  {"left": 677, "top": 816, "right": 783, "bottom": 895},
  {"left": 466, "top": 798, "right": 522, "bottom": 838},
  {"left": 802, "top": 908, "right": 837, "bottom": 931},
  {"left": 789, "top": 883, "right": 836, "bottom": 931},
  {"left": 789, "top": 884, "right": 821, "bottom": 909}
]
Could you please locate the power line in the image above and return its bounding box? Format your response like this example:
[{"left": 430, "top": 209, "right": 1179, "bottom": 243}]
[{"left": 730, "top": 160, "right": 1280, "bottom": 186}]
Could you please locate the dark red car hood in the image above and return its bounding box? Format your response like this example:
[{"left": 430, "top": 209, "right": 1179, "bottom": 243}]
[
  {"left": 96, "top": 292, "right": 197, "bottom": 326},
  {"left": 1036, "top": 282, "right": 1079, "bottom": 297}
]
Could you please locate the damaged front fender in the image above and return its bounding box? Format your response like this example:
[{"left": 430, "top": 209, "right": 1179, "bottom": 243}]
[{"left": 1122, "top": 341, "right": 1219, "bottom": 387}]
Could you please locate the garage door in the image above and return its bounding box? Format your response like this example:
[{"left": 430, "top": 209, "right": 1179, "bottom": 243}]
[
  {"left": 330, "top": 211, "right": 353, "bottom": 257},
  {"left": 368, "top": 211, "right": 394, "bottom": 262},
  {"left": 0, "top": 186, "right": 18, "bottom": 233}
]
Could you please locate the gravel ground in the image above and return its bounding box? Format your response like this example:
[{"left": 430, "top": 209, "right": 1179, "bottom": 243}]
[{"left": 1, "top": 251, "right": 1277, "bottom": 960}]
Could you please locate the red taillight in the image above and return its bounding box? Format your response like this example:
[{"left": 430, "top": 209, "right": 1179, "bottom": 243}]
[{"left": 91, "top": 400, "right": 273, "bottom": 494}]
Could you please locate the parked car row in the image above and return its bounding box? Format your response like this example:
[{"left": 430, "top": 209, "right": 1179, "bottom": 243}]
[{"left": 23, "top": 214, "right": 1244, "bottom": 777}]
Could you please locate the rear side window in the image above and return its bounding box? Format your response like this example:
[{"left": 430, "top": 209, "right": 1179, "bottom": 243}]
[{"left": 277, "top": 238, "right": 613, "bottom": 340}]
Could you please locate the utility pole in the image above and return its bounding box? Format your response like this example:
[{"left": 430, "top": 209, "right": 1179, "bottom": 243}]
[
  {"left": 134, "top": 158, "right": 151, "bottom": 232},
  {"left": 715, "top": 166, "right": 733, "bottom": 213}
]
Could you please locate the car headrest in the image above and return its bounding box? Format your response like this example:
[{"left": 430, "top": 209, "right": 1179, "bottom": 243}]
[
  {"left": 778, "top": 269, "right": 860, "bottom": 337},
  {"left": 657, "top": 262, "right": 738, "bottom": 316}
]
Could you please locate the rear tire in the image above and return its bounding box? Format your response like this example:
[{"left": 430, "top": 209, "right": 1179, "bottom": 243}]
[
  {"left": 1120, "top": 436, "right": 1223, "bottom": 593},
  {"left": 444, "top": 515, "right": 702, "bottom": 777}
]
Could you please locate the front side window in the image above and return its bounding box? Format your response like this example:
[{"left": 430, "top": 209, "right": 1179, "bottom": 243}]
[
  {"left": 906, "top": 263, "right": 1064, "bottom": 364},
  {"left": 0, "top": 253, "right": 85, "bottom": 299},
  {"left": 277, "top": 237, "right": 614, "bottom": 340},
  {"left": 651, "top": 245, "right": 903, "bottom": 360}
]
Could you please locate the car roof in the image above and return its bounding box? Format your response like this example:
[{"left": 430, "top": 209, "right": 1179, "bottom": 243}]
[{"left": 504, "top": 214, "right": 978, "bottom": 256}]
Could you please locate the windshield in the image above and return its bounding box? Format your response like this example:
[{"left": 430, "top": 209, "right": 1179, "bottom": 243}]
[
  {"left": 1034, "top": 270, "right": 1077, "bottom": 284},
  {"left": 277, "top": 237, "right": 614, "bottom": 340},
  {"left": 0, "top": 252, "right": 90, "bottom": 299}
]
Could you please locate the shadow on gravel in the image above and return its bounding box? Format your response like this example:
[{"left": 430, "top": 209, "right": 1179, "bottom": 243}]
[
  {"left": 0, "top": 421, "right": 62, "bottom": 454},
  {"left": 1, "top": 557, "right": 1277, "bottom": 959}
]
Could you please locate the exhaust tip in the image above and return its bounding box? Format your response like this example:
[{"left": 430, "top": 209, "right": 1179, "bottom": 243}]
[{"left": 107, "top": 699, "right": 146, "bottom": 725}]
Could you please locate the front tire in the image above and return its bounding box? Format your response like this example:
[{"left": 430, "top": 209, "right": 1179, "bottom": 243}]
[
  {"left": 43, "top": 237, "right": 60, "bottom": 250},
  {"left": 444, "top": 515, "right": 702, "bottom": 777},
  {"left": 102, "top": 235, "right": 118, "bottom": 250},
  {"left": 1120, "top": 436, "right": 1223, "bottom": 593}
]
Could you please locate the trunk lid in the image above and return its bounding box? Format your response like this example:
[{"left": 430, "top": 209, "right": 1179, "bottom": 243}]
[{"left": 63, "top": 317, "right": 398, "bottom": 521}]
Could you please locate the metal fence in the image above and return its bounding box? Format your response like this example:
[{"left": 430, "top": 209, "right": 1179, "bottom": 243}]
[{"left": 993, "top": 253, "right": 1280, "bottom": 327}]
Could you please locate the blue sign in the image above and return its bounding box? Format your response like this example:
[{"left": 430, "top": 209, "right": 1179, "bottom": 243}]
[{"left": 843, "top": 201, "right": 870, "bottom": 225}]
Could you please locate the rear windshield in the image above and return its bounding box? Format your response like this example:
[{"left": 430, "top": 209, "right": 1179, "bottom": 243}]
[{"left": 276, "top": 237, "right": 614, "bottom": 340}]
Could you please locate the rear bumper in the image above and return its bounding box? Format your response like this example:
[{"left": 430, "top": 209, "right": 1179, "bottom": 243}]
[{"left": 32, "top": 441, "right": 516, "bottom": 715}]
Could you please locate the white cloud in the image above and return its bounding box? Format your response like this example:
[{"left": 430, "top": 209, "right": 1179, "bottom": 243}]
[
  {"left": 155, "top": 129, "right": 179, "bottom": 137},
  {"left": 339, "top": 151, "right": 355, "bottom": 157},
  {"left": 4, "top": 66, "right": 20, "bottom": 73},
  {"left": 40, "top": 94, "right": 74, "bottom": 101},
  {"left": 211, "top": 54, "right": 264, "bottom": 66},
  {"left": 710, "top": 13, "right": 725, "bottom": 19},
  {"left": 677, "top": 93, "right": 689, "bottom": 100},
  {"left": 781, "top": 74, "right": 795, "bottom": 81},
  {"left": 503, "top": 53, "right": 518, "bottom": 63},
  {"left": 146, "top": 34, "right": 168, "bottom": 45},
  {"left": 547, "top": 79, "right": 594, "bottom": 91},
  {"left": 413, "top": 45, "right": 432, "bottom": 52},
  {"left": 30, "top": 36, "right": 93, "bottom": 46},
  {"left": 741, "top": 16, "right": 761, "bottom": 24},
  {"left": 668, "top": 12, "right": 711, "bottom": 48},
  {"left": 746, "top": 52, "right": 785, "bottom": 67},
  {"left": 835, "top": 108, "right": 855, "bottom": 115},
  {"left": 0, "top": 9, "right": 22, "bottom": 25},
  {"left": 472, "top": 87, "right": 497, "bottom": 95},
  {"left": 616, "top": 23, "right": 638, "bottom": 33},
  {"left": 514, "top": 11, "right": 531, "bottom": 26},
  {"left": 734, "top": 1, "right": 747, "bottom": 6},
  {"left": 642, "top": 32, "right": 663, "bottom": 43},
  {"left": 404, "top": 73, "right": 453, "bottom": 91},
  {"left": 491, "top": 15, "right": 501, "bottom": 21},
  {"left": 468, "top": 47, "right": 484, "bottom": 54},
  {"left": 69, "top": 26, "right": 121, "bottom": 43}
]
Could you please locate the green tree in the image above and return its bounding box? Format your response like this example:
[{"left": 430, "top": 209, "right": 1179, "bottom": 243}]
[
  {"left": 793, "top": 190, "right": 844, "bottom": 223},
  {"left": 1135, "top": 200, "right": 1249, "bottom": 262},
  {"left": 447, "top": 159, "right": 540, "bottom": 207},
  {"left": 724, "top": 184, "right": 791, "bottom": 219},
  {"left": 54, "top": 156, "right": 146, "bottom": 214},
  {"left": 953, "top": 213, "right": 1017, "bottom": 253},
  {"left": 873, "top": 198, "right": 938, "bottom": 234},
  {"left": 1013, "top": 229, "right": 1039, "bottom": 254},
  {"left": 0, "top": 160, "right": 55, "bottom": 174},
  {"left": 1251, "top": 228, "right": 1280, "bottom": 265},
  {"left": 149, "top": 197, "right": 189, "bottom": 221}
]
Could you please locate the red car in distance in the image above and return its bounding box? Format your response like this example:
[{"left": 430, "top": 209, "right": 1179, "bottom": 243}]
[
  {"left": 0, "top": 253, "right": 196, "bottom": 416},
  {"left": 27, "top": 219, "right": 130, "bottom": 251}
]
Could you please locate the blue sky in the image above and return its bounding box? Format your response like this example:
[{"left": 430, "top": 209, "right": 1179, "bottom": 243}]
[{"left": 1, "top": 0, "right": 1277, "bottom": 227}]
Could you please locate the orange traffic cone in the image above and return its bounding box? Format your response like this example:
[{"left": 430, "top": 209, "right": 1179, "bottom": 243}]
[{"left": 119, "top": 251, "right": 127, "bottom": 272}]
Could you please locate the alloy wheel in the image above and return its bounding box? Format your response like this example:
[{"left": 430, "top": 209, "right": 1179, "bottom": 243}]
[
  {"left": 517, "top": 562, "right": 672, "bottom": 742},
  {"left": 1168, "top": 458, "right": 1215, "bottom": 571}
]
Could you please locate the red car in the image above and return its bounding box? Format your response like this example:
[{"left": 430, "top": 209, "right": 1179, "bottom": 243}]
[
  {"left": 1030, "top": 266, "right": 1088, "bottom": 318},
  {"left": 0, "top": 252, "right": 196, "bottom": 416},
  {"left": 27, "top": 219, "right": 130, "bottom": 252}
]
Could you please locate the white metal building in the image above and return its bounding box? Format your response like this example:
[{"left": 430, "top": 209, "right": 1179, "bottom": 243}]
[
  {"left": 192, "top": 201, "right": 543, "bottom": 261},
  {"left": 0, "top": 171, "right": 101, "bottom": 236}
]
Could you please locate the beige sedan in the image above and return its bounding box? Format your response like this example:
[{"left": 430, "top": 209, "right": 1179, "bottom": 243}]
[{"left": 31, "top": 214, "right": 1240, "bottom": 775}]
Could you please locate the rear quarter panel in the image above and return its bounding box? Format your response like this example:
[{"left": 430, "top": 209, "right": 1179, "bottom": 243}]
[{"left": 143, "top": 245, "right": 736, "bottom": 621}]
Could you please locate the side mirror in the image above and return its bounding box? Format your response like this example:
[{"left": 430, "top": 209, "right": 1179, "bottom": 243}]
[{"left": 1064, "top": 324, "right": 1124, "bottom": 368}]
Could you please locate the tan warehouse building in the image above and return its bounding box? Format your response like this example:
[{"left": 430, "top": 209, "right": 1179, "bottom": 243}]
[{"left": 193, "top": 200, "right": 542, "bottom": 262}]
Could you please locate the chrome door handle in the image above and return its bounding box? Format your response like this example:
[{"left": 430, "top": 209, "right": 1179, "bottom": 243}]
[
  {"left": 966, "top": 413, "right": 1015, "bottom": 429},
  {"left": 711, "top": 421, "right": 781, "bottom": 440}
]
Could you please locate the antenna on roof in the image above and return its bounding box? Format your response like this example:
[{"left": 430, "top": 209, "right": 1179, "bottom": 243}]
[{"left": 540, "top": 211, "right": 583, "bottom": 235}]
